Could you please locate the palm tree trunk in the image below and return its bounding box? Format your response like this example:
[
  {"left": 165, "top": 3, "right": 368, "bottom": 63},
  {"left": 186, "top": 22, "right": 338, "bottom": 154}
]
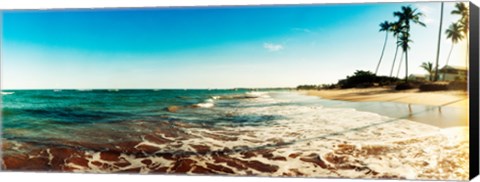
[
  {"left": 466, "top": 35, "right": 469, "bottom": 70},
  {"left": 375, "top": 32, "right": 389, "bottom": 75},
  {"left": 430, "top": 71, "right": 433, "bottom": 81},
  {"left": 405, "top": 51, "right": 409, "bottom": 82},
  {"left": 434, "top": 2, "right": 444, "bottom": 81},
  {"left": 390, "top": 44, "right": 399, "bottom": 77},
  {"left": 464, "top": 35, "right": 469, "bottom": 81},
  {"left": 443, "top": 43, "right": 454, "bottom": 81},
  {"left": 396, "top": 51, "right": 404, "bottom": 78}
]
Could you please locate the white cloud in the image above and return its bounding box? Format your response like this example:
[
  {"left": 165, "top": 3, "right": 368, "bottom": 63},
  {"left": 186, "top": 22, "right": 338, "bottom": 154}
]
[
  {"left": 416, "top": 4, "right": 435, "bottom": 25},
  {"left": 416, "top": 5, "right": 432, "bottom": 14},
  {"left": 424, "top": 17, "right": 434, "bottom": 25},
  {"left": 263, "top": 42, "right": 284, "bottom": 52},
  {"left": 292, "top": 27, "right": 312, "bottom": 33}
]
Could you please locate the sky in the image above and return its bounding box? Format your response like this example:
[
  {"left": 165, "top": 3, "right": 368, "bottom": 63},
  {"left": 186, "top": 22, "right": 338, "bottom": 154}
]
[{"left": 1, "top": 2, "right": 469, "bottom": 89}]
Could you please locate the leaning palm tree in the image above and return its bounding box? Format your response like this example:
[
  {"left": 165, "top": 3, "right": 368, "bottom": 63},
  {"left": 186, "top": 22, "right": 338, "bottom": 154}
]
[
  {"left": 375, "top": 21, "right": 392, "bottom": 75},
  {"left": 394, "top": 6, "right": 425, "bottom": 82},
  {"left": 389, "top": 21, "right": 403, "bottom": 77},
  {"left": 452, "top": 2, "right": 469, "bottom": 35},
  {"left": 443, "top": 22, "right": 464, "bottom": 80},
  {"left": 434, "top": 2, "right": 444, "bottom": 81},
  {"left": 420, "top": 62, "right": 434, "bottom": 81},
  {"left": 397, "top": 32, "right": 412, "bottom": 82},
  {"left": 396, "top": 49, "right": 404, "bottom": 78},
  {"left": 452, "top": 2, "right": 469, "bottom": 69}
]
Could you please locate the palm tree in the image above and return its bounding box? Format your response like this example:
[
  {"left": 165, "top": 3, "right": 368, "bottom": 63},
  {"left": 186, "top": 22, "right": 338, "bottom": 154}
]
[
  {"left": 375, "top": 21, "right": 392, "bottom": 75},
  {"left": 452, "top": 2, "right": 469, "bottom": 31},
  {"left": 393, "top": 6, "right": 425, "bottom": 82},
  {"left": 420, "top": 62, "right": 434, "bottom": 81},
  {"left": 452, "top": 2, "right": 469, "bottom": 69},
  {"left": 434, "top": 2, "right": 444, "bottom": 81},
  {"left": 397, "top": 32, "right": 412, "bottom": 81},
  {"left": 443, "top": 22, "right": 464, "bottom": 80},
  {"left": 394, "top": 6, "right": 426, "bottom": 29},
  {"left": 396, "top": 49, "right": 404, "bottom": 78},
  {"left": 389, "top": 21, "right": 402, "bottom": 77}
]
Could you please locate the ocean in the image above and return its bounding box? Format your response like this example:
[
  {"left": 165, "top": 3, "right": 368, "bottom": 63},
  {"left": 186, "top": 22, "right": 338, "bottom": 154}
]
[{"left": 0, "top": 89, "right": 469, "bottom": 180}]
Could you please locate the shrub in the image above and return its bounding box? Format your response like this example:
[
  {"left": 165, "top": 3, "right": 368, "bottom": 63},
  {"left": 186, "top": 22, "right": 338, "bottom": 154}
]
[
  {"left": 395, "top": 82, "right": 415, "bottom": 90},
  {"left": 338, "top": 70, "right": 398, "bottom": 89},
  {"left": 448, "top": 81, "right": 467, "bottom": 90},
  {"left": 296, "top": 85, "right": 320, "bottom": 90},
  {"left": 419, "top": 83, "right": 448, "bottom": 91}
]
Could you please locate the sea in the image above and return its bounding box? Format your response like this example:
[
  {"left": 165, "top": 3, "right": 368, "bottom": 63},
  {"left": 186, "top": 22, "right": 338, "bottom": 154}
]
[{"left": 0, "top": 89, "right": 469, "bottom": 180}]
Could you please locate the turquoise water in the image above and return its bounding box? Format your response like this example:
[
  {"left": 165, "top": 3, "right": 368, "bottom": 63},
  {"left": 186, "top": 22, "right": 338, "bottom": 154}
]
[
  {"left": 3, "top": 89, "right": 239, "bottom": 124},
  {"left": 1, "top": 89, "right": 289, "bottom": 144},
  {"left": 1, "top": 89, "right": 465, "bottom": 145},
  {"left": 0, "top": 89, "right": 468, "bottom": 178}
]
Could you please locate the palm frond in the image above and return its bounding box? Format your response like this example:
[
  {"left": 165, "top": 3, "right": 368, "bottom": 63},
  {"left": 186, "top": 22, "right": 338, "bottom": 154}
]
[
  {"left": 445, "top": 22, "right": 465, "bottom": 44},
  {"left": 379, "top": 21, "right": 391, "bottom": 32}
]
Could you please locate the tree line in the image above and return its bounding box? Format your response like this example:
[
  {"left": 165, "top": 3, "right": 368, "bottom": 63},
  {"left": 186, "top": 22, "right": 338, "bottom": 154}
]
[{"left": 375, "top": 2, "right": 469, "bottom": 82}]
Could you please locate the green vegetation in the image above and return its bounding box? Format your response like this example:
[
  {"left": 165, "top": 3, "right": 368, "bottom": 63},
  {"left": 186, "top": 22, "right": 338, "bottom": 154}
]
[
  {"left": 443, "top": 23, "right": 464, "bottom": 80},
  {"left": 296, "top": 84, "right": 337, "bottom": 90},
  {"left": 389, "top": 21, "right": 403, "bottom": 77},
  {"left": 299, "top": 3, "right": 469, "bottom": 92},
  {"left": 420, "top": 62, "right": 434, "bottom": 81},
  {"left": 375, "top": 21, "right": 392, "bottom": 74},
  {"left": 393, "top": 6, "right": 426, "bottom": 82},
  {"left": 434, "top": 2, "right": 469, "bottom": 81},
  {"left": 373, "top": 5, "right": 425, "bottom": 82},
  {"left": 297, "top": 70, "right": 398, "bottom": 90},
  {"left": 338, "top": 70, "right": 398, "bottom": 89},
  {"left": 451, "top": 2, "right": 469, "bottom": 71}
]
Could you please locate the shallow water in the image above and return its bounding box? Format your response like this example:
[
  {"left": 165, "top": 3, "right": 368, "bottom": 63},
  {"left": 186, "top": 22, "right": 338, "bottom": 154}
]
[
  {"left": 311, "top": 96, "right": 469, "bottom": 128},
  {"left": 0, "top": 90, "right": 469, "bottom": 180}
]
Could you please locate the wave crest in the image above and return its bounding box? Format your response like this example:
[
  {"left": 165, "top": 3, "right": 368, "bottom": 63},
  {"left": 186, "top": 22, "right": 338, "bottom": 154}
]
[
  {"left": 1, "top": 92, "right": 14, "bottom": 95},
  {"left": 194, "top": 99, "right": 215, "bottom": 108}
]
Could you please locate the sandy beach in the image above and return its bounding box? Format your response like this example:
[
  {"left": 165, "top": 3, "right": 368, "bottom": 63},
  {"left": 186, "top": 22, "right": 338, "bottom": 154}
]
[
  {"left": 302, "top": 88, "right": 469, "bottom": 128},
  {"left": 303, "top": 88, "right": 468, "bottom": 107},
  {"left": 1, "top": 90, "right": 470, "bottom": 180}
]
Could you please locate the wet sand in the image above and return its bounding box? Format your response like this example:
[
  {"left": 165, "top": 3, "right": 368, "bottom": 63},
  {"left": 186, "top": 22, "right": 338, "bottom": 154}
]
[
  {"left": 303, "top": 88, "right": 469, "bottom": 128},
  {"left": 1, "top": 91, "right": 470, "bottom": 180}
]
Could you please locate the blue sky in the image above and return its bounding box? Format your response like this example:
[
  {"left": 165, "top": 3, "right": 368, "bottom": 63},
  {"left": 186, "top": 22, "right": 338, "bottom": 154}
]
[{"left": 1, "top": 2, "right": 468, "bottom": 89}]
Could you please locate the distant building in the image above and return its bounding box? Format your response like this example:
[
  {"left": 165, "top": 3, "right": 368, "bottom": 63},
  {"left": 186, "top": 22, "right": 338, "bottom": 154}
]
[
  {"left": 439, "top": 65, "right": 467, "bottom": 81},
  {"left": 408, "top": 74, "right": 428, "bottom": 81}
]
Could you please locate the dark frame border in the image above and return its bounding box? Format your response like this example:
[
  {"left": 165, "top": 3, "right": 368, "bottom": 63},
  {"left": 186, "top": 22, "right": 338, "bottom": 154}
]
[
  {"left": 469, "top": 1, "right": 479, "bottom": 180},
  {"left": 0, "top": 1, "right": 479, "bottom": 181}
]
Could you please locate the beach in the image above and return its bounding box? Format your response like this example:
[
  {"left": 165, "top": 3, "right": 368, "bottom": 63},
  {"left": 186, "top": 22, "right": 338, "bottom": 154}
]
[
  {"left": 303, "top": 88, "right": 468, "bottom": 107},
  {"left": 303, "top": 88, "right": 469, "bottom": 128},
  {"left": 1, "top": 89, "right": 470, "bottom": 180}
]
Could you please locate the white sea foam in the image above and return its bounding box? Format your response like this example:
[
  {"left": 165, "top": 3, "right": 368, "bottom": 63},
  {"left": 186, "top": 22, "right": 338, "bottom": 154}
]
[
  {"left": 245, "top": 91, "right": 270, "bottom": 98},
  {"left": 194, "top": 98, "right": 215, "bottom": 108},
  {"left": 60, "top": 91, "right": 468, "bottom": 179},
  {"left": 1, "top": 92, "right": 14, "bottom": 95},
  {"left": 198, "top": 91, "right": 467, "bottom": 179}
]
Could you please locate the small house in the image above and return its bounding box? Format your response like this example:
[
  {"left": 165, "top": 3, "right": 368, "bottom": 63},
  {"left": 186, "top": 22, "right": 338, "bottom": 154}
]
[{"left": 439, "top": 65, "right": 467, "bottom": 81}]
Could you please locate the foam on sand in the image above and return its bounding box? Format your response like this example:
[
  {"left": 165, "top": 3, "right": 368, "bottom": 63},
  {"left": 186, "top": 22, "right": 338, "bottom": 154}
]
[
  {"left": 89, "top": 93, "right": 464, "bottom": 179},
  {"left": 1, "top": 91, "right": 469, "bottom": 180}
]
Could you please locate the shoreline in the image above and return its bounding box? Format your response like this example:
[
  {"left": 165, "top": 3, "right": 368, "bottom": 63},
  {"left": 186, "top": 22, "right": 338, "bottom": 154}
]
[
  {"left": 300, "top": 88, "right": 469, "bottom": 128},
  {"left": 1, "top": 89, "right": 469, "bottom": 179}
]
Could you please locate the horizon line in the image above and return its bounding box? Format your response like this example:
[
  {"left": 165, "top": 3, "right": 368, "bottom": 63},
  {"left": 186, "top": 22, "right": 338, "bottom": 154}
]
[{"left": 0, "top": 87, "right": 297, "bottom": 91}]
